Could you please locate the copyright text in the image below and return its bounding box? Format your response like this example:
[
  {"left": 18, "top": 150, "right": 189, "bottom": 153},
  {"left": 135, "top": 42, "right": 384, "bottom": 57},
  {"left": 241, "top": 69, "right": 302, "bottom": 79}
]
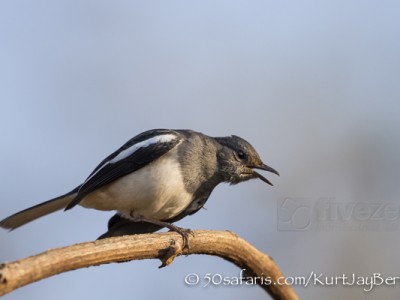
[{"left": 184, "top": 270, "right": 400, "bottom": 292}]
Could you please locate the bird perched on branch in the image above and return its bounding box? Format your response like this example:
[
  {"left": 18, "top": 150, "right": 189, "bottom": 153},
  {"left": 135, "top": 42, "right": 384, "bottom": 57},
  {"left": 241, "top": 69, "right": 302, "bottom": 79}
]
[{"left": 0, "top": 129, "right": 279, "bottom": 247}]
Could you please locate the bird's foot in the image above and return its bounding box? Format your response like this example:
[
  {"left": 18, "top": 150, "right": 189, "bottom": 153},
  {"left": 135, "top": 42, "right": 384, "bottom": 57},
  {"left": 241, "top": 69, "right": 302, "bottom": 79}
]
[
  {"left": 129, "top": 213, "right": 194, "bottom": 250},
  {"left": 166, "top": 225, "right": 194, "bottom": 250}
]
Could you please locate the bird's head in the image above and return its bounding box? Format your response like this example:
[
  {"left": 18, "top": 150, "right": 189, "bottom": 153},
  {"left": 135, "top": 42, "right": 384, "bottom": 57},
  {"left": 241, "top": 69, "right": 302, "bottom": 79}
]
[{"left": 215, "top": 135, "right": 279, "bottom": 185}]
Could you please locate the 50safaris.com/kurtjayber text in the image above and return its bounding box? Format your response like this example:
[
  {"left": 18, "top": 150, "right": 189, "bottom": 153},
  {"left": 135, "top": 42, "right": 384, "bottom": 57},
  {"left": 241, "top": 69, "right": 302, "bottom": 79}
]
[{"left": 184, "top": 270, "right": 400, "bottom": 292}]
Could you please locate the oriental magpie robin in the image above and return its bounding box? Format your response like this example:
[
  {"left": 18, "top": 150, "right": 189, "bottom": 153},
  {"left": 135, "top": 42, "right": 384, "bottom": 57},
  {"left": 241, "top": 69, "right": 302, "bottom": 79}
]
[{"left": 0, "top": 129, "right": 279, "bottom": 246}]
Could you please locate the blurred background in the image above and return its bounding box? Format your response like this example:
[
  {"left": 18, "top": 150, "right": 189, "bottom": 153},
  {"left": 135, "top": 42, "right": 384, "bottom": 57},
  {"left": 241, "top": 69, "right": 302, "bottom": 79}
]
[{"left": 1, "top": 1, "right": 400, "bottom": 299}]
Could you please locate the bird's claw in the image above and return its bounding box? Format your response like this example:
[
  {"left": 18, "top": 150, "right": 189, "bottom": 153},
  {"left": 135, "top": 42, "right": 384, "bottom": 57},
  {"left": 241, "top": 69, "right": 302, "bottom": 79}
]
[{"left": 168, "top": 227, "right": 194, "bottom": 250}]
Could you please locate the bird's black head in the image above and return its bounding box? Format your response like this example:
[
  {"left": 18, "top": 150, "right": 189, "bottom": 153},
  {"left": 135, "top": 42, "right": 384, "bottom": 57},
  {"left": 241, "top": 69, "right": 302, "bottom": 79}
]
[{"left": 215, "top": 135, "right": 279, "bottom": 185}]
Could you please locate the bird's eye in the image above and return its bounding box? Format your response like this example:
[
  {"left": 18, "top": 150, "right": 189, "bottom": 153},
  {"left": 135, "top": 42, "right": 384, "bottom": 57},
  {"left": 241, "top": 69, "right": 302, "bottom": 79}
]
[{"left": 237, "top": 151, "right": 246, "bottom": 160}]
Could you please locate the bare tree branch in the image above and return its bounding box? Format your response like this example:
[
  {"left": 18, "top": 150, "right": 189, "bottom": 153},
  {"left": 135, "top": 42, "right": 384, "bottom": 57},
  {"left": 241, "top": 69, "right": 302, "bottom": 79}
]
[{"left": 0, "top": 230, "right": 298, "bottom": 299}]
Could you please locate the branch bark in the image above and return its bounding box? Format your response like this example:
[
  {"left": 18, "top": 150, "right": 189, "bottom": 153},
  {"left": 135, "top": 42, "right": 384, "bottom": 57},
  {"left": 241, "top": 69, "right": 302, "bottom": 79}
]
[{"left": 0, "top": 230, "right": 298, "bottom": 299}]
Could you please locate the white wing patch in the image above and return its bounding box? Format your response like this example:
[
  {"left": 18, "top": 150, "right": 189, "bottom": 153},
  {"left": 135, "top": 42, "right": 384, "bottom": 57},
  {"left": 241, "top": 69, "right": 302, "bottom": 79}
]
[
  {"left": 82, "top": 133, "right": 177, "bottom": 186},
  {"left": 110, "top": 134, "right": 177, "bottom": 164}
]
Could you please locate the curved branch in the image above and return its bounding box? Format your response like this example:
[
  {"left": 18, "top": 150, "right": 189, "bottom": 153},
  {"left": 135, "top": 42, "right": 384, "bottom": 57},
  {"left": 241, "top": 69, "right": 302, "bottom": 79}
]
[{"left": 0, "top": 230, "right": 298, "bottom": 299}]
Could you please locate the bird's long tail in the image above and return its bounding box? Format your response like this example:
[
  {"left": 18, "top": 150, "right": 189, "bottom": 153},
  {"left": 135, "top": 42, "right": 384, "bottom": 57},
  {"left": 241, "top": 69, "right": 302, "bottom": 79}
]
[{"left": 0, "top": 188, "right": 78, "bottom": 230}]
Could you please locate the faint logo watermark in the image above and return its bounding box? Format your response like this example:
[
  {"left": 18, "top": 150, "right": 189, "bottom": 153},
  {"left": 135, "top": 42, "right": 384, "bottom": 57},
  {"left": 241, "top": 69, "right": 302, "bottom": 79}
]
[{"left": 277, "top": 198, "right": 400, "bottom": 231}]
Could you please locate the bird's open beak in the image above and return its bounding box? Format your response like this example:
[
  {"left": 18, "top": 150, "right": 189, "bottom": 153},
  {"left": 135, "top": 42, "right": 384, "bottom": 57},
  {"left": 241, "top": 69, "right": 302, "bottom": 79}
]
[{"left": 251, "top": 164, "right": 280, "bottom": 186}]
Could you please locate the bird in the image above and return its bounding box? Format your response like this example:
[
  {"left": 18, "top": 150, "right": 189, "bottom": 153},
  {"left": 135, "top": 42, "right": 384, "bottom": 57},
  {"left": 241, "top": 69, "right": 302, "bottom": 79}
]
[{"left": 0, "top": 129, "right": 279, "bottom": 247}]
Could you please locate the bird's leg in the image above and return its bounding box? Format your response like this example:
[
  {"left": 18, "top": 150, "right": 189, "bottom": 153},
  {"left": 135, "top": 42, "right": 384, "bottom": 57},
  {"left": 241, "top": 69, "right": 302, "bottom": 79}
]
[{"left": 129, "top": 213, "right": 194, "bottom": 250}]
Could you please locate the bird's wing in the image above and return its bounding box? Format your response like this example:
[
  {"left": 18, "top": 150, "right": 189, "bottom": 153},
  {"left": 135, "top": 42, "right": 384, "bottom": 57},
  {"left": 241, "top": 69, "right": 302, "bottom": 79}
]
[
  {"left": 65, "top": 129, "right": 182, "bottom": 210},
  {"left": 98, "top": 213, "right": 164, "bottom": 239}
]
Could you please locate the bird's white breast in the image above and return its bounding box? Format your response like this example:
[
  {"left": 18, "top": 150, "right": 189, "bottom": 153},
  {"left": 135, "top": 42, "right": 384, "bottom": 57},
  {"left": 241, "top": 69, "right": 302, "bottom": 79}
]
[{"left": 79, "top": 149, "right": 193, "bottom": 220}]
